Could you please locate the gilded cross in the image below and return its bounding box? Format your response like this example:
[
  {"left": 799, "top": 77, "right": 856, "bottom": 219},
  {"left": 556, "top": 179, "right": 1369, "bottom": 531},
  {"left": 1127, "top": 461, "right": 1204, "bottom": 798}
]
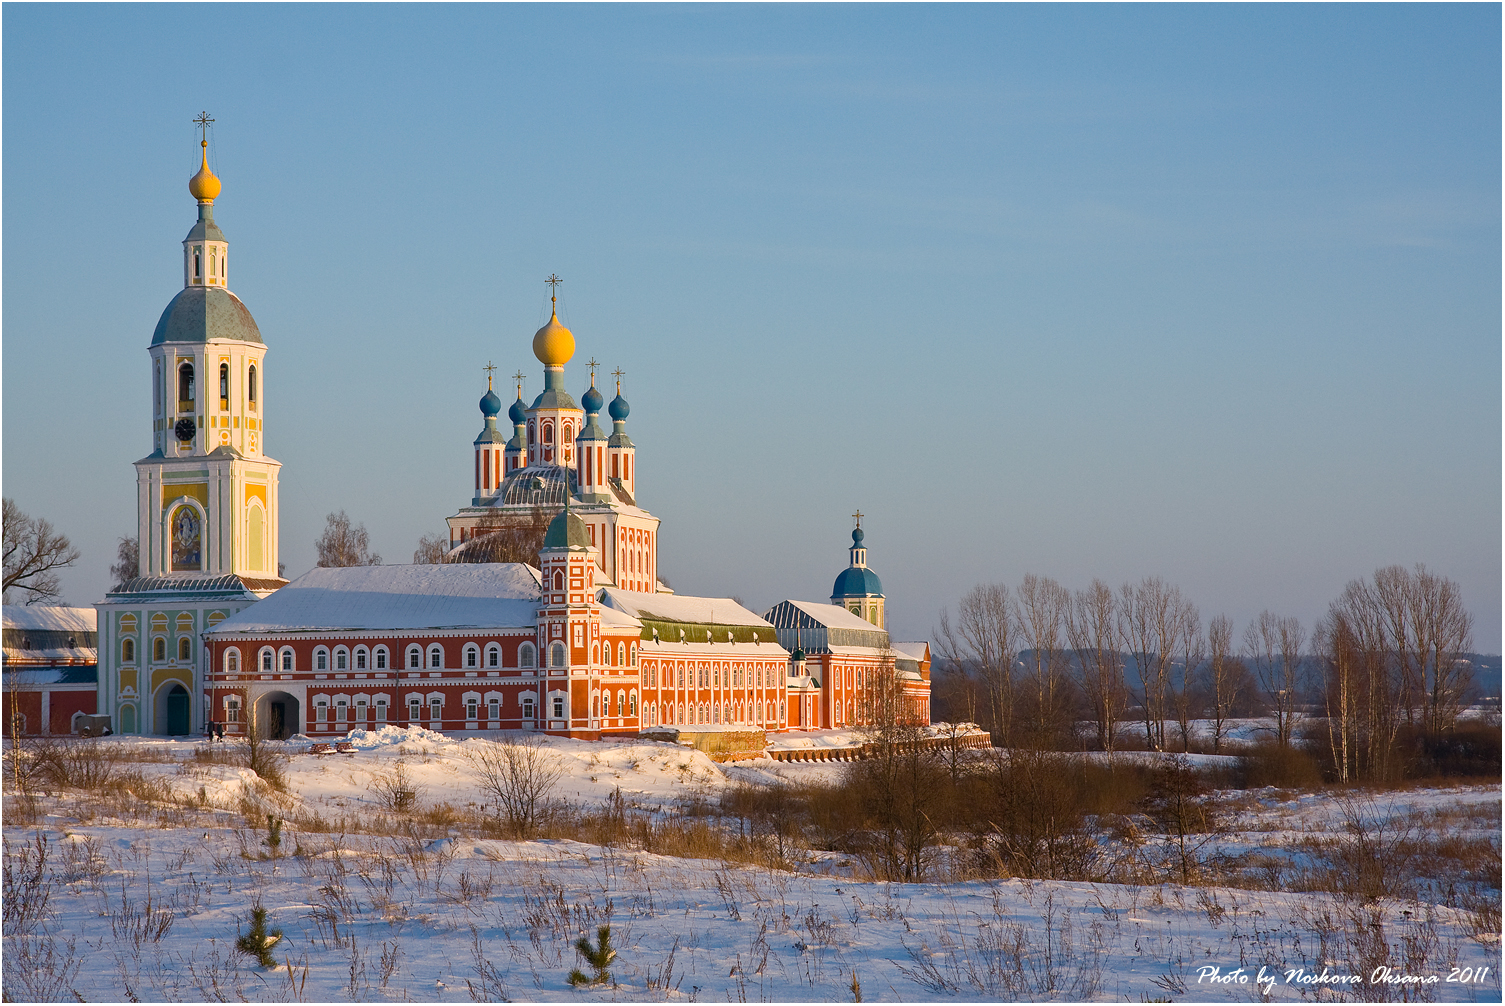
[
  {"left": 194, "top": 111, "right": 215, "bottom": 143},
  {"left": 512, "top": 370, "right": 526, "bottom": 397},
  {"left": 483, "top": 360, "right": 496, "bottom": 388},
  {"left": 545, "top": 273, "right": 562, "bottom": 299},
  {"left": 853, "top": 510, "right": 864, "bottom": 529},
  {"left": 586, "top": 357, "right": 599, "bottom": 384},
  {"left": 611, "top": 367, "right": 625, "bottom": 393}
]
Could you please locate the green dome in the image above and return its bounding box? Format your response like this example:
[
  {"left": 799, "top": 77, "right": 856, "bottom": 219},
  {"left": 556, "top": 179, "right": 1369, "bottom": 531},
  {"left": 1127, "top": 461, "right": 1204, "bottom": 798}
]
[
  {"left": 152, "top": 287, "right": 263, "bottom": 346},
  {"left": 543, "top": 507, "right": 590, "bottom": 549}
]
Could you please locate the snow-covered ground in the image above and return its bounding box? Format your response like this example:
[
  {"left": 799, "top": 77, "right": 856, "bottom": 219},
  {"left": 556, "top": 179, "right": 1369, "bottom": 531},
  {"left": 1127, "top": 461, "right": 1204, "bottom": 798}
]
[{"left": 4, "top": 729, "right": 1500, "bottom": 1002}]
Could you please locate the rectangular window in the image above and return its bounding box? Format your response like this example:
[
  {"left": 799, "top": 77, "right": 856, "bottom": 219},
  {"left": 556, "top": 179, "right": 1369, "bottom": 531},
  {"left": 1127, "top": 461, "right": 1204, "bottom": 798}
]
[
  {"left": 488, "top": 699, "right": 499, "bottom": 720},
  {"left": 227, "top": 701, "right": 240, "bottom": 724},
  {"left": 376, "top": 651, "right": 387, "bottom": 669},
  {"left": 466, "top": 700, "right": 478, "bottom": 720},
  {"left": 337, "top": 652, "right": 347, "bottom": 670},
  {"left": 409, "top": 700, "right": 421, "bottom": 721},
  {"left": 316, "top": 702, "right": 327, "bottom": 724},
  {"left": 336, "top": 701, "right": 347, "bottom": 723},
  {"left": 356, "top": 700, "right": 367, "bottom": 723},
  {"left": 282, "top": 653, "right": 292, "bottom": 671},
  {"left": 375, "top": 700, "right": 387, "bottom": 723},
  {"left": 356, "top": 652, "right": 366, "bottom": 669},
  {"left": 553, "top": 697, "right": 564, "bottom": 719},
  {"left": 430, "top": 700, "right": 442, "bottom": 721},
  {"left": 262, "top": 653, "right": 272, "bottom": 671},
  {"left": 318, "top": 653, "right": 327, "bottom": 670}
]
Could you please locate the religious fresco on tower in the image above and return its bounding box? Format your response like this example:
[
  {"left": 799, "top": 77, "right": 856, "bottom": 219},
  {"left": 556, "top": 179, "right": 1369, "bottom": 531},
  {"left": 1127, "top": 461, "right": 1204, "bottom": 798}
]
[{"left": 171, "top": 506, "right": 202, "bottom": 570}]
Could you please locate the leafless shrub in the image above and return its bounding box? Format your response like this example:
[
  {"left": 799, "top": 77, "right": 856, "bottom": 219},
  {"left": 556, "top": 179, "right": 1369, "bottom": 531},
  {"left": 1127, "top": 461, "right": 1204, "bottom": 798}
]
[
  {"left": 3, "top": 831, "right": 55, "bottom": 938},
  {"left": 465, "top": 925, "right": 512, "bottom": 1002},
  {"left": 466, "top": 735, "right": 563, "bottom": 838},
  {"left": 369, "top": 758, "right": 420, "bottom": 812},
  {"left": 7, "top": 931, "right": 84, "bottom": 1002},
  {"left": 108, "top": 875, "right": 176, "bottom": 950}
]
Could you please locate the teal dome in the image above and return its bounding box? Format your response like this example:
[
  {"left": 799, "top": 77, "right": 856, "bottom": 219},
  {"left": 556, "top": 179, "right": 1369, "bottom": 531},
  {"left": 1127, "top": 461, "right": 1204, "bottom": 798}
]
[
  {"left": 508, "top": 395, "right": 526, "bottom": 425},
  {"left": 543, "top": 507, "right": 591, "bottom": 549},
  {"left": 151, "top": 287, "right": 263, "bottom": 346},
  {"left": 833, "top": 566, "right": 883, "bottom": 597},
  {"left": 608, "top": 393, "right": 630, "bottom": 421},
  {"left": 582, "top": 383, "right": 604, "bottom": 413},
  {"left": 479, "top": 388, "right": 502, "bottom": 417}
]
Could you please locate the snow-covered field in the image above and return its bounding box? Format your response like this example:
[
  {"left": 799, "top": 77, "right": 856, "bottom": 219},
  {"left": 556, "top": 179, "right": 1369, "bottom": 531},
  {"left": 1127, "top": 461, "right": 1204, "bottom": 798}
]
[{"left": 4, "top": 729, "right": 1500, "bottom": 1002}]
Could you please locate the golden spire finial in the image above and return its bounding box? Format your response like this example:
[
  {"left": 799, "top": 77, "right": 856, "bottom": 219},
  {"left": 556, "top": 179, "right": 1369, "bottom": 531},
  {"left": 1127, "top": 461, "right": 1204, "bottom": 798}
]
[
  {"left": 512, "top": 370, "right": 525, "bottom": 397},
  {"left": 483, "top": 360, "right": 496, "bottom": 390},
  {"left": 587, "top": 357, "right": 599, "bottom": 386},
  {"left": 188, "top": 111, "right": 221, "bottom": 203},
  {"left": 611, "top": 367, "right": 625, "bottom": 394},
  {"left": 545, "top": 273, "right": 562, "bottom": 314}
]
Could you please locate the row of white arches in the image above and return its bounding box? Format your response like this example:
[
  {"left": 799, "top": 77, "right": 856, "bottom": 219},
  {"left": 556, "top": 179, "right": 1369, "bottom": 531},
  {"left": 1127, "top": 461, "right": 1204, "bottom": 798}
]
[{"left": 223, "top": 639, "right": 639, "bottom": 674}]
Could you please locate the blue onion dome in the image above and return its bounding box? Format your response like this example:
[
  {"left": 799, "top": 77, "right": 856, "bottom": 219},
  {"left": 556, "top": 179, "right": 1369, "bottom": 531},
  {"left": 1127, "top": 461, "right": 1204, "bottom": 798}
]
[
  {"left": 582, "top": 383, "right": 604, "bottom": 414},
  {"left": 852, "top": 526, "right": 865, "bottom": 546},
  {"left": 508, "top": 395, "right": 526, "bottom": 425},
  {"left": 608, "top": 393, "right": 630, "bottom": 421},
  {"left": 479, "top": 387, "right": 502, "bottom": 417}
]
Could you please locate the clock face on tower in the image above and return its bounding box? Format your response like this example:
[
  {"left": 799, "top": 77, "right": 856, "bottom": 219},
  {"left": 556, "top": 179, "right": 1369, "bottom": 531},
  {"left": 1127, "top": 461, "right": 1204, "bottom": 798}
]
[{"left": 174, "top": 418, "right": 196, "bottom": 443}]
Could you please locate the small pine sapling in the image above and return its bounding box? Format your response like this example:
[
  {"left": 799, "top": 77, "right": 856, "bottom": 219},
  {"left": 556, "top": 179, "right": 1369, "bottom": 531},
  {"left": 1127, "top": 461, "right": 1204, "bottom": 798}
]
[
  {"left": 566, "top": 925, "right": 617, "bottom": 987},
  {"left": 236, "top": 905, "right": 284, "bottom": 968},
  {"left": 264, "top": 815, "right": 283, "bottom": 859}
]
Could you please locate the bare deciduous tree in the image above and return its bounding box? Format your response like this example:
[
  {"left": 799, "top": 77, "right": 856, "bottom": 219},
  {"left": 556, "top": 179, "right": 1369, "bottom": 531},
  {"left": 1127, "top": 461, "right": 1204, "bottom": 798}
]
[
  {"left": 1243, "top": 611, "right": 1306, "bottom": 748},
  {"left": 936, "top": 584, "right": 1018, "bottom": 746},
  {"left": 1203, "top": 615, "right": 1241, "bottom": 754},
  {"left": 412, "top": 533, "right": 448, "bottom": 565},
  {"left": 466, "top": 734, "right": 564, "bottom": 838},
  {"left": 3, "top": 499, "right": 80, "bottom": 605},
  {"left": 314, "top": 510, "right": 381, "bottom": 567},
  {"left": 1172, "top": 604, "right": 1204, "bottom": 752},
  {"left": 1016, "top": 573, "right": 1073, "bottom": 744},
  {"left": 1118, "top": 577, "right": 1186, "bottom": 752},
  {"left": 852, "top": 664, "right": 945, "bottom": 881},
  {"left": 450, "top": 507, "right": 552, "bottom": 567},
  {"left": 108, "top": 536, "right": 139, "bottom": 588},
  {"left": 1065, "top": 579, "right": 1126, "bottom": 752}
]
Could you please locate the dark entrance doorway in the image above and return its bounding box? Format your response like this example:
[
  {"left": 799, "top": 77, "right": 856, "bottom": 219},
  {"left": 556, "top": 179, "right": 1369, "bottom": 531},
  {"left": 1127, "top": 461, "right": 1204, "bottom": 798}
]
[
  {"left": 165, "top": 685, "right": 190, "bottom": 735},
  {"left": 255, "top": 691, "right": 300, "bottom": 740},
  {"left": 269, "top": 701, "right": 287, "bottom": 740}
]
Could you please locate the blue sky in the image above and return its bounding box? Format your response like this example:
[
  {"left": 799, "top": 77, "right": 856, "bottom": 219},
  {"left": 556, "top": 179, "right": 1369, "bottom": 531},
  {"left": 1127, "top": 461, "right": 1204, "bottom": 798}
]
[{"left": 4, "top": 4, "right": 1500, "bottom": 650}]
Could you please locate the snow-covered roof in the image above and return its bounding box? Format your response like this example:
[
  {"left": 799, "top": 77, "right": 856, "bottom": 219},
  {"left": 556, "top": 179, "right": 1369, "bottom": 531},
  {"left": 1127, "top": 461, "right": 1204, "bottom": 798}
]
[
  {"left": 892, "top": 640, "right": 929, "bottom": 663},
  {"left": 599, "top": 588, "right": 773, "bottom": 628},
  {"left": 3, "top": 606, "right": 96, "bottom": 632},
  {"left": 772, "top": 599, "right": 884, "bottom": 633},
  {"left": 209, "top": 564, "right": 544, "bottom": 635}
]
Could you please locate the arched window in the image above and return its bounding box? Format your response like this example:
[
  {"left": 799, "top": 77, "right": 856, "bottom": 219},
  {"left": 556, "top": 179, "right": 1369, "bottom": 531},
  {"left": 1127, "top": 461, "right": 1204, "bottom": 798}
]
[
  {"left": 629, "top": 692, "right": 637, "bottom": 716},
  {"left": 335, "top": 648, "right": 348, "bottom": 670},
  {"left": 219, "top": 364, "right": 229, "bottom": 402},
  {"left": 550, "top": 642, "right": 566, "bottom": 668},
  {"left": 154, "top": 362, "right": 163, "bottom": 415},
  {"left": 153, "top": 637, "right": 166, "bottom": 661},
  {"left": 316, "top": 649, "right": 328, "bottom": 670},
  {"left": 592, "top": 694, "right": 600, "bottom": 717},
  {"left": 179, "top": 363, "right": 195, "bottom": 404},
  {"left": 617, "top": 642, "right": 626, "bottom": 666},
  {"left": 375, "top": 646, "right": 388, "bottom": 669},
  {"left": 281, "top": 648, "right": 294, "bottom": 672},
  {"left": 179, "top": 637, "right": 192, "bottom": 661},
  {"left": 408, "top": 646, "right": 421, "bottom": 669},
  {"left": 543, "top": 422, "right": 554, "bottom": 444},
  {"left": 226, "top": 649, "right": 238, "bottom": 672},
  {"left": 429, "top": 646, "right": 442, "bottom": 668},
  {"left": 519, "top": 643, "right": 536, "bottom": 668},
  {"left": 122, "top": 638, "right": 135, "bottom": 662},
  {"left": 616, "top": 692, "right": 624, "bottom": 716},
  {"left": 355, "top": 647, "right": 368, "bottom": 670},
  {"left": 486, "top": 644, "right": 500, "bottom": 668},
  {"left": 261, "top": 648, "right": 273, "bottom": 671},
  {"left": 248, "top": 365, "right": 257, "bottom": 404},
  {"left": 591, "top": 644, "right": 599, "bottom": 665},
  {"left": 465, "top": 645, "right": 478, "bottom": 668},
  {"left": 171, "top": 506, "right": 202, "bottom": 571},
  {"left": 553, "top": 571, "right": 564, "bottom": 591}
]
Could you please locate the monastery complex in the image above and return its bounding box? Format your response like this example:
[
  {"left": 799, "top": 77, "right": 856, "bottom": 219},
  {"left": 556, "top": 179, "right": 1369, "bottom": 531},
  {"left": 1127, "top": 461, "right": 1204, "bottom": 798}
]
[{"left": 92, "top": 130, "right": 931, "bottom": 748}]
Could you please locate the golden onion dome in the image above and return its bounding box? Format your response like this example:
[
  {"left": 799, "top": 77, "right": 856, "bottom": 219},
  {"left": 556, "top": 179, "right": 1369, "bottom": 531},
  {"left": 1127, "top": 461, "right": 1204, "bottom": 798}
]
[
  {"left": 532, "top": 309, "right": 576, "bottom": 366},
  {"left": 188, "top": 140, "right": 221, "bottom": 203}
]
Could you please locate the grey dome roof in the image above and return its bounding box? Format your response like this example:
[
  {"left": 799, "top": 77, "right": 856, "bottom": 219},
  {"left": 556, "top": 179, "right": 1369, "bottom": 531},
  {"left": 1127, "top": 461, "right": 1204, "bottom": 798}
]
[
  {"left": 833, "top": 566, "right": 883, "bottom": 597},
  {"left": 152, "top": 287, "right": 263, "bottom": 346}
]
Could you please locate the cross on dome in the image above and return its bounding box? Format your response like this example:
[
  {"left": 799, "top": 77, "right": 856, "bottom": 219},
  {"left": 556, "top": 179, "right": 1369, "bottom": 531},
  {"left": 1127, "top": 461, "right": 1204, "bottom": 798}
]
[{"left": 483, "top": 360, "right": 496, "bottom": 389}]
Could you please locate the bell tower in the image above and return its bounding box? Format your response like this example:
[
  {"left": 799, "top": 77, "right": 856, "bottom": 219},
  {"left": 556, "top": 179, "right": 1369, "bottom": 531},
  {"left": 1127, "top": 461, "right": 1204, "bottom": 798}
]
[{"left": 136, "top": 118, "right": 282, "bottom": 581}]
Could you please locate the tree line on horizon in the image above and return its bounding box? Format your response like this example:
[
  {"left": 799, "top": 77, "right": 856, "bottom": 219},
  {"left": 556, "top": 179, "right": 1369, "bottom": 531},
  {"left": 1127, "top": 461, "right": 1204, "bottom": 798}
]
[{"left": 933, "top": 564, "right": 1479, "bottom": 784}]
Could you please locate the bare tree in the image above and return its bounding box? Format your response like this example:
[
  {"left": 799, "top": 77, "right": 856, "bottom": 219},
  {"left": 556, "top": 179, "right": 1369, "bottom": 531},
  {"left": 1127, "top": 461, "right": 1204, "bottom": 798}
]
[
  {"left": 852, "top": 665, "right": 946, "bottom": 881},
  {"left": 1118, "top": 577, "right": 1184, "bottom": 751},
  {"left": 1015, "top": 573, "right": 1073, "bottom": 744},
  {"left": 1065, "top": 579, "right": 1126, "bottom": 752},
  {"left": 3, "top": 499, "right": 80, "bottom": 604},
  {"left": 466, "top": 735, "right": 564, "bottom": 838},
  {"left": 108, "top": 536, "right": 139, "bottom": 588},
  {"left": 1411, "top": 565, "right": 1474, "bottom": 733},
  {"left": 1203, "top": 615, "right": 1241, "bottom": 754},
  {"left": 936, "top": 584, "right": 1018, "bottom": 746},
  {"left": 314, "top": 510, "right": 381, "bottom": 567},
  {"left": 1171, "top": 604, "right": 1204, "bottom": 752},
  {"left": 450, "top": 507, "right": 552, "bottom": 567},
  {"left": 412, "top": 533, "right": 448, "bottom": 565},
  {"left": 1243, "top": 611, "right": 1306, "bottom": 748}
]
